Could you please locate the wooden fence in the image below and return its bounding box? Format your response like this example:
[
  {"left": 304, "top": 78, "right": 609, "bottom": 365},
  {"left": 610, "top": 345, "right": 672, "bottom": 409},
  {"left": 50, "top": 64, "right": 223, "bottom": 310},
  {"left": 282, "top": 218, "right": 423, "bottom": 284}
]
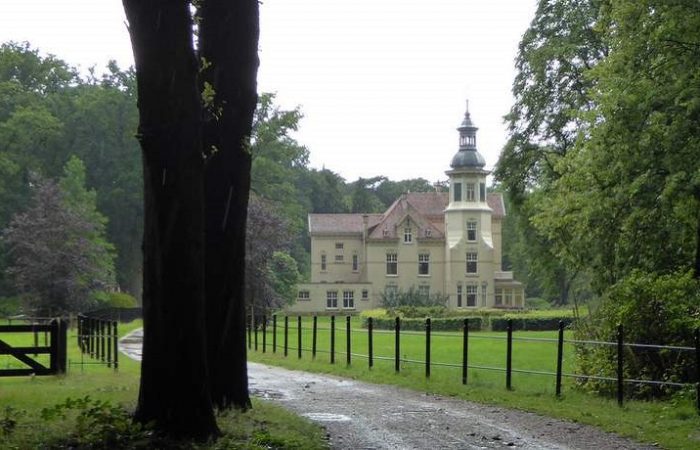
[{"left": 0, "top": 318, "right": 68, "bottom": 376}]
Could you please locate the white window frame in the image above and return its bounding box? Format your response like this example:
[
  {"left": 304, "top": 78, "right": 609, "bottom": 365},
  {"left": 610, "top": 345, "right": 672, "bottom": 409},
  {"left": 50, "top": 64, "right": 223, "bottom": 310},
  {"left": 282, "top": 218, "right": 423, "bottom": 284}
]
[
  {"left": 418, "top": 253, "right": 430, "bottom": 276},
  {"left": 386, "top": 253, "right": 398, "bottom": 276},
  {"left": 466, "top": 183, "right": 476, "bottom": 201},
  {"left": 343, "top": 290, "right": 355, "bottom": 309},
  {"left": 466, "top": 220, "right": 477, "bottom": 242},
  {"left": 326, "top": 291, "right": 338, "bottom": 309},
  {"left": 321, "top": 253, "right": 327, "bottom": 271},
  {"left": 404, "top": 227, "right": 412, "bottom": 243},
  {"left": 466, "top": 252, "right": 478, "bottom": 274},
  {"left": 466, "top": 285, "right": 477, "bottom": 307},
  {"left": 298, "top": 290, "right": 310, "bottom": 301},
  {"left": 456, "top": 284, "right": 463, "bottom": 307},
  {"left": 495, "top": 288, "right": 503, "bottom": 306}
]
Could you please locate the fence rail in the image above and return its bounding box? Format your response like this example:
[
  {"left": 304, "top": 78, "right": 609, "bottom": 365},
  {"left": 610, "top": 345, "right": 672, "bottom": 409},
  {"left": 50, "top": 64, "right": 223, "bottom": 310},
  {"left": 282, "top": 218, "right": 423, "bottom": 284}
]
[
  {"left": 0, "top": 318, "right": 67, "bottom": 376},
  {"left": 76, "top": 314, "right": 119, "bottom": 371},
  {"left": 248, "top": 315, "right": 700, "bottom": 412}
]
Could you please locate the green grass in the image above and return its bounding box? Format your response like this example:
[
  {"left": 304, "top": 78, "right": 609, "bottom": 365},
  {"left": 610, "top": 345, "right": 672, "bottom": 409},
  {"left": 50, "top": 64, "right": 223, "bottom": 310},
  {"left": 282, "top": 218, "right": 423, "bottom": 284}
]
[
  {"left": 248, "top": 316, "right": 700, "bottom": 450},
  {"left": 0, "top": 319, "right": 328, "bottom": 449}
]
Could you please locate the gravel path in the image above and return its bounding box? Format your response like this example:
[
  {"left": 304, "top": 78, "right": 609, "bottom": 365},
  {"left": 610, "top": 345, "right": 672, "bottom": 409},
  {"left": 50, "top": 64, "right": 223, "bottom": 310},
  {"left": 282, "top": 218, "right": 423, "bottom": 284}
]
[{"left": 120, "top": 330, "right": 655, "bottom": 449}]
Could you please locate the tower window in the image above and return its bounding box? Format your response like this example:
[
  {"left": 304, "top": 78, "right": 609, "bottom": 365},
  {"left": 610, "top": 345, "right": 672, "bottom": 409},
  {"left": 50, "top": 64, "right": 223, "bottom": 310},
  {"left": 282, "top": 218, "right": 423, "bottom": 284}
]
[
  {"left": 466, "top": 252, "right": 478, "bottom": 274},
  {"left": 453, "top": 182, "right": 462, "bottom": 201},
  {"left": 466, "top": 184, "right": 475, "bottom": 201},
  {"left": 467, "top": 221, "right": 477, "bottom": 242},
  {"left": 480, "top": 182, "right": 486, "bottom": 202}
]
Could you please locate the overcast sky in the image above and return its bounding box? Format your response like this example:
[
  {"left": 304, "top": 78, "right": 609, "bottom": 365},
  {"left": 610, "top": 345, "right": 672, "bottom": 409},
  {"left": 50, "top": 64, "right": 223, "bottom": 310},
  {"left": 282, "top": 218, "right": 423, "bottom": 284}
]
[{"left": 1, "top": 0, "right": 537, "bottom": 183}]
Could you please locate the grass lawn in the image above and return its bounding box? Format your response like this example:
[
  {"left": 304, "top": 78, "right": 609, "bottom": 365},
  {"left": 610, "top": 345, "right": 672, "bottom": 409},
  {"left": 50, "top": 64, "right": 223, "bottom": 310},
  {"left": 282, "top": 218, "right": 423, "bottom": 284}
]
[
  {"left": 0, "top": 319, "right": 328, "bottom": 449},
  {"left": 248, "top": 315, "right": 700, "bottom": 450}
]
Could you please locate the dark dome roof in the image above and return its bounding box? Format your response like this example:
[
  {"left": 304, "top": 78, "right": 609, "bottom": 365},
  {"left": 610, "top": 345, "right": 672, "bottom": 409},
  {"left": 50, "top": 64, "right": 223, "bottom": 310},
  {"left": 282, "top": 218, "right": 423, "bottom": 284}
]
[{"left": 450, "top": 149, "right": 485, "bottom": 169}]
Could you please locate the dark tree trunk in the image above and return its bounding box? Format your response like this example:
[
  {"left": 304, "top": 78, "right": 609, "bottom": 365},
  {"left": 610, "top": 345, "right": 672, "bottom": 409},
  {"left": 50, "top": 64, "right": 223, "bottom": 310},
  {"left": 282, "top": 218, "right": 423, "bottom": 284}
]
[
  {"left": 122, "top": 0, "right": 218, "bottom": 439},
  {"left": 695, "top": 199, "right": 700, "bottom": 279},
  {"left": 199, "top": 0, "right": 260, "bottom": 410}
]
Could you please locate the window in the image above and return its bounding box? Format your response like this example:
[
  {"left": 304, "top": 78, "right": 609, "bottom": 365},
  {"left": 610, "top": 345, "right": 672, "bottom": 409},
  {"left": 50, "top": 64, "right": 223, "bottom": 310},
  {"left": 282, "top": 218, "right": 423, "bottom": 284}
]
[
  {"left": 335, "top": 254, "right": 344, "bottom": 263},
  {"left": 418, "top": 285, "right": 430, "bottom": 300},
  {"left": 298, "top": 290, "right": 310, "bottom": 301},
  {"left": 482, "top": 282, "right": 488, "bottom": 306},
  {"left": 386, "top": 253, "right": 398, "bottom": 275},
  {"left": 466, "top": 285, "right": 477, "bottom": 307},
  {"left": 335, "top": 242, "right": 344, "bottom": 250},
  {"left": 424, "top": 229, "right": 432, "bottom": 238},
  {"left": 326, "top": 291, "right": 338, "bottom": 309},
  {"left": 514, "top": 290, "right": 523, "bottom": 307},
  {"left": 418, "top": 253, "right": 430, "bottom": 275},
  {"left": 466, "top": 252, "right": 478, "bottom": 274},
  {"left": 385, "top": 285, "right": 398, "bottom": 302},
  {"left": 343, "top": 290, "right": 355, "bottom": 309},
  {"left": 505, "top": 289, "right": 513, "bottom": 306},
  {"left": 457, "top": 284, "right": 463, "bottom": 307},
  {"left": 352, "top": 254, "right": 359, "bottom": 272},
  {"left": 321, "top": 254, "right": 327, "bottom": 271},
  {"left": 466, "top": 221, "right": 477, "bottom": 242},
  {"left": 495, "top": 288, "right": 503, "bottom": 306},
  {"left": 466, "top": 183, "right": 475, "bottom": 201},
  {"left": 453, "top": 182, "right": 462, "bottom": 201},
  {"left": 404, "top": 227, "right": 412, "bottom": 243},
  {"left": 361, "top": 289, "right": 369, "bottom": 300},
  {"left": 383, "top": 228, "right": 390, "bottom": 237},
  {"left": 480, "top": 182, "right": 486, "bottom": 202}
]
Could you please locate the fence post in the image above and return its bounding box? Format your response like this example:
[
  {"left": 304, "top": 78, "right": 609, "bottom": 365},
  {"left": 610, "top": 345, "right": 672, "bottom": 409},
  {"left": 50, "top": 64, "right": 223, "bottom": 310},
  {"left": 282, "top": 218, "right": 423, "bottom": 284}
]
[
  {"left": 107, "top": 320, "right": 113, "bottom": 368},
  {"left": 59, "top": 318, "right": 67, "bottom": 373},
  {"left": 262, "top": 316, "right": 267, "bottom": 354},
  {"left": 506, "top": 319, "right": 513, "bottom": 390},
  {"left": 617, "top": 324, "right": 624, "bottom": 407},
  {"left": 284, "top": 316, "right": 289, "bottom": 357},
  {"left": 49, "top": 319, "right": 58, "bottom": 373},
  {"left": 248, "top": 312, "right": 252, "bottom": 350},
  {"left": 462, "top": 318, "right": 469, "bottom": 385},
  {"left": 254, "top": 315, "right": 258, "bottom": 352},
  {"left": 297, "top": 316, "right": 302, "bottom": 359},
  {"left": 330, "top": 315, "right": 335, "bottom": 364},
  {"left": 113, "top": 321, "right": 119, "bottom": 371},
  {"left": 556, "top": 320, "right": 564, "bottom": 397},
  {"left": 77, "top": 315, "right": 83, "bottom": 352},
  {"left": 695, "top": 328, "right": 699, "bottom": 414},
  {"left": 425, "top": 318, "right": 431, "bottom": 378},
  {"left": 273, "top": 315, "right": 277, "bottom": 353},
  {"left": 100, "top": 319, "right": 106, "bottom": 362},
  {"left": 368, "top": 317, "right": 374, "bottom": 369},
  {"left": 312, "top": 316, "right": 317, "bottom": 359},
  {"left": 346, "top": 316, "right": 351, "bottom": 365},
  {"left": 395, "top": 317, "right": 401, "bottom": 373}
]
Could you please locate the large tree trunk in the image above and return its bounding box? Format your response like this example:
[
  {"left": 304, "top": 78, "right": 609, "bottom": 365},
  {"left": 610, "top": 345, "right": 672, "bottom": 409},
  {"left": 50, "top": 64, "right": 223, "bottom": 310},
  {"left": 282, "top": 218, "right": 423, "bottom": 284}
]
[
  {"left": 199, "top": 0, "right": 260, "bottom": 409},
  {"left": 123, "top": 0, "right": 218, "bottom": 439}
]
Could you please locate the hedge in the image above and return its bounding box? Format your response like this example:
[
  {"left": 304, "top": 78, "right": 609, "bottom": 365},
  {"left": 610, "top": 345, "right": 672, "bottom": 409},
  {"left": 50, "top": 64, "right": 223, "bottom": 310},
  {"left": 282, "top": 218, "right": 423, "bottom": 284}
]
[
  {"left": 363, "top": 316, "right": 483, "bottom": 332},
  {"left": 491, "top": 316, "right": 573, "bottom": 331}
]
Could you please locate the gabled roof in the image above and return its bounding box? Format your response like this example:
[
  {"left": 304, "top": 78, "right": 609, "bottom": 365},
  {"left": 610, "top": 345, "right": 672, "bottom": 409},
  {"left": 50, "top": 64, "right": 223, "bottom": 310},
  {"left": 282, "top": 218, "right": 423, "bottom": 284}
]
[{"left": 307, "top": 192, "right": 505, "bottom": 236}]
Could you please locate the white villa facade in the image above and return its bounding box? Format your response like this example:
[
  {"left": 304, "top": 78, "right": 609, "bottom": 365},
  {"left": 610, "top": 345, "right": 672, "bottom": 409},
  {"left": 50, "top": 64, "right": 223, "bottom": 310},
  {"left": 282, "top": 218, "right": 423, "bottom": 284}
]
[{"left": 288, "top": 105, "right": 524, "bottom": 313}]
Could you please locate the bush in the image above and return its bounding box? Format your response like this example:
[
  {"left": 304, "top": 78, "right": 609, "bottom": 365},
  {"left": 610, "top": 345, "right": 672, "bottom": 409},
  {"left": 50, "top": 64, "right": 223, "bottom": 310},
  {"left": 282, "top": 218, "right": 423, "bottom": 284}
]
[
  {"left": 105, "top": 292, "right": 138, "bottom": 308},
  {"left": 524, "top": 297, "right": 551, "bottom": 310},
  {"left": 574, "top": 270, "right": 700, "bottom": 399},
  {"left": 380, "top": 286, "right": 448, "bottom": 308},
  {"left": 364, "top": 316, "right": 482, "bottom": 332},
  {"left": 491, "top": 316, "right": 573, "bottom": 331},
  {"left": 0, "top": 296, "right": 21, "bottom": 317}
]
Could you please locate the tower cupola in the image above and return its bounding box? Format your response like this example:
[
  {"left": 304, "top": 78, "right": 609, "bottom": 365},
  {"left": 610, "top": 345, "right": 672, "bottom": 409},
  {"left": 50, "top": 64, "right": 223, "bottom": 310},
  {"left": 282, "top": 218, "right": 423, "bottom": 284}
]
[{"left": 450, "top": 101, "right": 486, "bottom": 169}]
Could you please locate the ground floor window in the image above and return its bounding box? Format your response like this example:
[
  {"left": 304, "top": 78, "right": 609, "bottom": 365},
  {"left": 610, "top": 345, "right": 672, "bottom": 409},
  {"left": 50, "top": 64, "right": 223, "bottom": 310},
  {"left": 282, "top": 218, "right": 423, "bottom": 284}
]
[
  {"left": 495, "top": 288, "right": 503, "bottom": 306},
  {"left": 343, "top": 290, "right": 355, "bottom": 309},
  {"left": 456, "top": 284, "right": 463, "bottom": 307},
  {"left": 326, "top": 291, "right": 338, "bottom": 309},
  {"left": 466, "top": 285, "right": 477, "bottom": 307},
  {"left": 361, "top": 289, "right": 369, "bottom": 300},
  {"left": 298, "top": 290, "right": 310, "bottom": 301}
]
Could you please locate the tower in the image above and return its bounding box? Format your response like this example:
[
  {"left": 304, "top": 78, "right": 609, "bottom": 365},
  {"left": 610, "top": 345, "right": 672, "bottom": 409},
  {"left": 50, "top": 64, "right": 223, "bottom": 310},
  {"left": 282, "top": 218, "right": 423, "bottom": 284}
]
[{"left": 444, "top": 102, "right": 495, "bottom": 307}]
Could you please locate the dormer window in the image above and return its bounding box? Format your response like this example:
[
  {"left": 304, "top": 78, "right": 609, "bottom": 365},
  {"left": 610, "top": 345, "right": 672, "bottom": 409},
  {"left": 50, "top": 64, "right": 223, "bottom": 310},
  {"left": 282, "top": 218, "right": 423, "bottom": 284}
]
[
  {"left": 404, "top": 227, "right": 412, "bottom": 243},
  {"left": 383, "top": 229, "right": 390, "bottom": 237},
  {"left": 424, "top": 229, "right": 432, "bottom": 238}
]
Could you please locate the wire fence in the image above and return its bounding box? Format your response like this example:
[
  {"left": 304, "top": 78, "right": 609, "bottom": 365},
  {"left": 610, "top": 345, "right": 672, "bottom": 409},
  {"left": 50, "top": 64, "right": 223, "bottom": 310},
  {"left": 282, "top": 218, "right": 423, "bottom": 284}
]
[{"left": 247, "top": 315, "right": 700, "bottom": 412}]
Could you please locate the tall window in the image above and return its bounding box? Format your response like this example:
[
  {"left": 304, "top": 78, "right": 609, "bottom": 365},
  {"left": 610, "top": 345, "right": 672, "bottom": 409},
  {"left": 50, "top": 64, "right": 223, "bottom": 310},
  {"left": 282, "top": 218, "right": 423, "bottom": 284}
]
[
  {"left": 321, "top": 254, "right": 327, "bottom": 271},
  {"left": 404, "top": 227, "right": 412, "bottom": 243},
  {"left": 466, "top": 221, "right": 477, "bottom": 242},
  {"left": 466, "top": 285, "right": 477, "bottom": 306},
  {"left": 386, "top": 253, "right": 398, "bottom": 275},
  {"left": 466, "top": 183, "right": 476, "bottom": 201},
  {"left": 335, "top": 254, "right": 344, "bottom": 263},
  {"left": 466, "top": 252, "right": 478, "bottom": 274},
  {"left": 335, "top": 242, "right": 344, "bottom": 250},
  {"left": 456, "top": 284, "right": 463, "bottom": 307},
  {"left": 343, "top": 290, "right": 355, "bottom": 309},
  {"left": 326, "top": 291, "right": 338, "bottom": 309},
  {"left": 453, "top": 182, "right": 462, "bottom": 201},
  {"left": 495, "top": 288, "right": 503, "bottom": 306},
  {"left": 479, "top": 182, "right": 486, "bottom": 202},
  {"left": 505, "top": 289, "right": 513, "bottom": 306},
  {"left": 362, "top": 289, "right": 369, "bottom": 300},
  {"left": 418, "top": 285, "right": 430, "bottom": 300},
  {"left": 418, "top": 253, "right": 430, "bottom": 275},
  {"left": 352, "top": 254, "right": 359, "bottom": 272}
]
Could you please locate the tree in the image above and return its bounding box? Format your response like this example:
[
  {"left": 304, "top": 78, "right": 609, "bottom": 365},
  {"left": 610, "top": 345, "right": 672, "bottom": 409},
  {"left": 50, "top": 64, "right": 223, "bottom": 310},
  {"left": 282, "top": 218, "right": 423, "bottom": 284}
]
[
  {"left": 3, "top": 158, "right": 115, "bottom": 316},
  {"left": 122, "top": 0, "right": 218, "bottom": 439}
]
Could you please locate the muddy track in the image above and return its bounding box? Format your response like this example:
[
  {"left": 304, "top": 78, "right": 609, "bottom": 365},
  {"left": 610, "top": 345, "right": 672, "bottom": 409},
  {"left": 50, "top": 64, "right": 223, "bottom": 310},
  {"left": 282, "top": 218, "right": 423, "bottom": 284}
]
[{"left": 120, "top": 330, "right": 655, "bottom": 449}]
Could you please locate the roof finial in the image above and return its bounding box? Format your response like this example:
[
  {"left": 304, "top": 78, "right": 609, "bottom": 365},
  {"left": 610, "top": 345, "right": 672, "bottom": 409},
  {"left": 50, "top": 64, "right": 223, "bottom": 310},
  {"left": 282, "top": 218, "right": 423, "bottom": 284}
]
[{"left": 466, "top": 99, "right": 469, "bottom": 113}]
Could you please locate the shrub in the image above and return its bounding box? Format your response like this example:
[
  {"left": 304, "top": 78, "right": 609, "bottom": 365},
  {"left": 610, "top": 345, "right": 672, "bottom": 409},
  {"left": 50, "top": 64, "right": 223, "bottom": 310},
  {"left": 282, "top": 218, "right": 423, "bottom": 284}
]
[
  {"left": 380, "top": 286, "right": 448, "bottom": 308},
  {"left": 491, "top": 316, "right": 573, "bottom": 331},
  {"left": 574, "top": 270, "right": 700, "bottom": 399},
  {"left": 364, "top": 316, "right": 482, "bottom": 332},
  {"left": 0, "top": 296, "right": 21, "bottom": 317}
]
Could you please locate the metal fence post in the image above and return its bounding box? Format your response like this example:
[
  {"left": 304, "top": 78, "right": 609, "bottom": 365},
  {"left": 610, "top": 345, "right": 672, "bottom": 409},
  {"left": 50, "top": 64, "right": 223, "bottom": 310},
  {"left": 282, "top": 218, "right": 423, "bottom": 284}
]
[
  {"left": 284, "top": 316, "right": 289, "bottom": 357},
  {"left": 556, "top": 320, "right": 564, "bottom": 397},
  {"left": 272, "top": 315, "right": 277, "bottom": 353},
  {"left": 262, "top": 316, "right": 267, "bottom": 353},
  {"left": 113, "top": 321, "right": 119, "bottom": 371},
  {"left": 617, "top": 324, "right": 624, "bottom": 407},
  {"left": 462, "top": 318, "right": 469, "bottom": 385},
  {"left": 312, "top": 316, "right": 317, "bottom": 359},
  {"left": 346, "top": 316, "right": 351, "bottom": 366},
  {"left": 368, "top": 317, "right": 374, "bottom": 369},
  {"left": 506, "top": 319, "right": 513, "bottom": 390},
  {"left": 107, "top": 320, "right": 113, "bottom": 368},
  {"left": 297, "top": 316, "right": 302, "bottom": 359},
  {"left": 425, "top": 318, "right": 431, "bottom": 378},
  {"left": 395, "top": 317, "right": 401, "bottom": 373},
  {"left": 330, "top": 315, "right": 335, "bottom": 364}
]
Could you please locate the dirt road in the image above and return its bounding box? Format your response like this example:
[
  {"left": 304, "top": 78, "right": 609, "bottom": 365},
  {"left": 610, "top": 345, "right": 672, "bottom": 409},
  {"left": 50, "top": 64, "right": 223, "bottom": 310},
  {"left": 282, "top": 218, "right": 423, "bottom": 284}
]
[{"left": 120, "top": 330, "right": 654, "bottom": 449}]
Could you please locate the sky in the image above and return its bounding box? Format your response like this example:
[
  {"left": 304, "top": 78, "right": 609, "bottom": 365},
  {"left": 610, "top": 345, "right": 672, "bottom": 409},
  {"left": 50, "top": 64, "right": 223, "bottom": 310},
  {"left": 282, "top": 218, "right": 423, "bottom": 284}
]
[{"left": 0, "top": 0, "right": 537, "bottom": 184}]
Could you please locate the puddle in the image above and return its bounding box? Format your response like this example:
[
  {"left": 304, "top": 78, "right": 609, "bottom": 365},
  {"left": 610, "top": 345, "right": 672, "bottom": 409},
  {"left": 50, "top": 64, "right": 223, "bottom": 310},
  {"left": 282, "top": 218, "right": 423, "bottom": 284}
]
[
  {"left": 249, "top": 388, "right": 285, "bottom": 400},
  {"left": 302, "top": 412, "right": 352, "bottom": 422}
]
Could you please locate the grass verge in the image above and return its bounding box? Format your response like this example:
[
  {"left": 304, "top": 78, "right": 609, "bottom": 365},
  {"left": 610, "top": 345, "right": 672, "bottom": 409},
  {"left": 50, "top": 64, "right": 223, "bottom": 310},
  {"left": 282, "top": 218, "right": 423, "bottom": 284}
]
[{"left": 0, "top": 320, "right": 328, "bottom": 449}]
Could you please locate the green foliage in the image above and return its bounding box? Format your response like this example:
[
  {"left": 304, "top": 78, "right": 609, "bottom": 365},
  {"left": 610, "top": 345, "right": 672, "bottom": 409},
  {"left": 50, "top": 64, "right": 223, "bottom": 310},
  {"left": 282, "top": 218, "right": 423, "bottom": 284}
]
[
  {"left": 0, "top": 296, "right": 21, "bottom": 316},
  {"left": 365, "top": 316, "right": 483, "bottom": 332},
  {"left": 98, "top": 291, "right": 138, "bottom": 308},
  {"left": 40, "top": 396, "right": 151, "bottom": 449},
  {"left": 268, "top": 251, "right": 301, "bottom": 305},
  {"left": 491, "top": 316, "right": 573, "bottom": 332},
  {"left": 575, "top": 271, "right": 700, "bottom": 398},
  {"left": 380, "top": 286, "right": 449, "bottom": 309}
]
